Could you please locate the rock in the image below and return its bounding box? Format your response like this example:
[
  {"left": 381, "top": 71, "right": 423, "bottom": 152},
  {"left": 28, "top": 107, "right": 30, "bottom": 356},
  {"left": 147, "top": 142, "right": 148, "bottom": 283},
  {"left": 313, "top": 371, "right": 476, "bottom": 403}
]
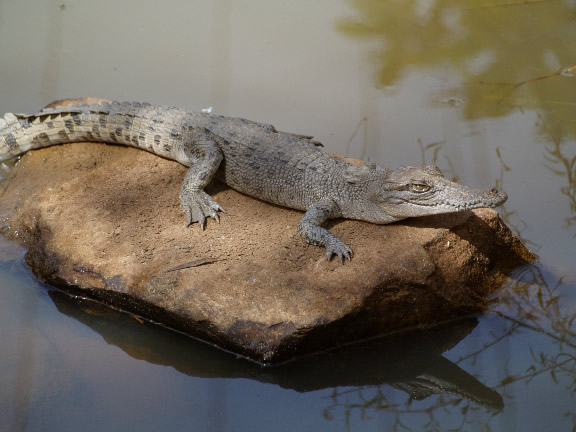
[{"left": 0, "top": 139, "right": 532, "bottom": 364}]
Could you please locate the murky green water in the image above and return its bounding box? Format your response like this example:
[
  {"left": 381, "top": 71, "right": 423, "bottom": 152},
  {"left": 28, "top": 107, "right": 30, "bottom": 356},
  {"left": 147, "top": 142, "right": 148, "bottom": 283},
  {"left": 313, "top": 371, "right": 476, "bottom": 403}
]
[{"left": 1, "top": 0, "right": 575, "bottom": 430}]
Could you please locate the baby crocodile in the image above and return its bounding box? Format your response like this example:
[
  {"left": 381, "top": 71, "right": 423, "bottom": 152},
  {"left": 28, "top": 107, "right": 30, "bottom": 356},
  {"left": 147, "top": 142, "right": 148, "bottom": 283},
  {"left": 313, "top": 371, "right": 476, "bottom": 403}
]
[{"left": 0, "top": 100, "right": 507, "bottom": 262}]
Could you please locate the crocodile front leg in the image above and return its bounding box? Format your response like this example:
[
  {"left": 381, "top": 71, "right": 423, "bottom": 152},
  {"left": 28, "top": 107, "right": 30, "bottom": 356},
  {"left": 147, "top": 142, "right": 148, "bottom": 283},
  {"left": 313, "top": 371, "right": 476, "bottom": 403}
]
[
  {"left": 178, "top": 129, "right": 225, "bottom": 229},
  {"left": 297, "top": 201, "right": 352, "bottom": 263}
]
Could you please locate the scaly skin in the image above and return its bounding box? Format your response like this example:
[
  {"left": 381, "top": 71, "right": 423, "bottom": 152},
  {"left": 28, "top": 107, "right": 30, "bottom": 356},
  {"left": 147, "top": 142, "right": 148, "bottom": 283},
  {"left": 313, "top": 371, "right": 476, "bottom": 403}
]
[{"left": 0, "top": 100, "right": 507, "bottom": 262}]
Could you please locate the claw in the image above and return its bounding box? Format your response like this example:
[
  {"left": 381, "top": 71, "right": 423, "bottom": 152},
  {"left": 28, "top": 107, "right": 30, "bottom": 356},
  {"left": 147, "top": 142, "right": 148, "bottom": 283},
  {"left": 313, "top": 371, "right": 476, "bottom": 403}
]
[
  {"left": 184, "top": 208, "right": 193, "bottom": 226},
  {"left": 179, "top": 190, "right": 225, "bottom": 229},
  {"left": 325, "top": 243, "right": 353, "bottom": 263}
]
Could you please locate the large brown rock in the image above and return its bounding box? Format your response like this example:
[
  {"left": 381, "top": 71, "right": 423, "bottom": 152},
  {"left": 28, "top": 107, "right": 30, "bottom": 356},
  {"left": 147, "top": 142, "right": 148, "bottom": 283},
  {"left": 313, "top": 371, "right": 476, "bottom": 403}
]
[{"left": 0, "top": 139, "right": 532, "bottom": 363}]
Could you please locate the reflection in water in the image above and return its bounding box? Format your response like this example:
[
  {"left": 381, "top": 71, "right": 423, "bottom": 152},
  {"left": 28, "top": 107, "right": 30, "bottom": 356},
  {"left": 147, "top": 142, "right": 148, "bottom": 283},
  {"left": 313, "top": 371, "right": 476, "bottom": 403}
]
[
  {"left": 338, "top": 0, "right": 576, "bottom": 241},
  {"left": 320, "top": 261, "right": 576, "bottom": 431},
  {"left": 537, "top": 114, "right": 576, "bottom": 232},
  {"left": 338, "top": 0, "right": 576, "bottom": 135},
  {"left": 474, "top": 263, "right": 576, "bottom": 431},
  {"left": 0, "top": 0, "right": 573, "bottom": 429},
  {"left": 495, "top": 265, "right": 576, "bottom": 392},
  {"left": 4, "top": 245, "right": 573, "bottom": 430},
  {"left": 10, "top": 269, "right": 39, "bottom": 431},
  {"left": 48, "top": 289, "right": 503, "bottom": 420}
]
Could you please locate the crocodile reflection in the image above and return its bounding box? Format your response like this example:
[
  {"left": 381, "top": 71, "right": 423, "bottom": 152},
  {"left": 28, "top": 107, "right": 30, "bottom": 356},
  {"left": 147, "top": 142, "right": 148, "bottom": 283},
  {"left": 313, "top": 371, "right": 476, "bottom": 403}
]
[{"left": 49, "top": 289, "right": 503, "bottom": 411}]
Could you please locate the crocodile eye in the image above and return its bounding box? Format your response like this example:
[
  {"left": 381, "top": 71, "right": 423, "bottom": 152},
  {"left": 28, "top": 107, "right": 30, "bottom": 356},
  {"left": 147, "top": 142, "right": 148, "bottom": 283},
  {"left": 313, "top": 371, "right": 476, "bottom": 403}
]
[{"left": 410, "top": 182, "right": 430, "bottom": 193}]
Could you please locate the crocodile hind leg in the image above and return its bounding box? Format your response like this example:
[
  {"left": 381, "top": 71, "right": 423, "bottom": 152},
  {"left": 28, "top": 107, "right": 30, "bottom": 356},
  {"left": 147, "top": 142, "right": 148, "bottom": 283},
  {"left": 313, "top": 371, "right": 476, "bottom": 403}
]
[
  {"left": 297, "top": 200, "right": 352, "bottom": 262},
  {"left": 178, "top": 129, "right": 225, "bottom": 229}
]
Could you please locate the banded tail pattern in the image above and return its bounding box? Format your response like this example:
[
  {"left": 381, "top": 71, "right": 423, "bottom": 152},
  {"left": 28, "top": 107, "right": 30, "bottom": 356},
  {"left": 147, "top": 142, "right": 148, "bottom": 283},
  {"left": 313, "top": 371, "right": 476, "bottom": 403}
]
[{"left": 0, "top": 101, "right": 188, "bottom": 162}]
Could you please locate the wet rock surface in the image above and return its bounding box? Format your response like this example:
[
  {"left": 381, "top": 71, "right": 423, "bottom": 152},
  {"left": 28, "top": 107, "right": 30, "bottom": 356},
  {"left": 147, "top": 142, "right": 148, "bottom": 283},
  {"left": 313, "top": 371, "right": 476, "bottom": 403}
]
[{"left": 0, "top": 138, "right": 532, "bottom": 364}]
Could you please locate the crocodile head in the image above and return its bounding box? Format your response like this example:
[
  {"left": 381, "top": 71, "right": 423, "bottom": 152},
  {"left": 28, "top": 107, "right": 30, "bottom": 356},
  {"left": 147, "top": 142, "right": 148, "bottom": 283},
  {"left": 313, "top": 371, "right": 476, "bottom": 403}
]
[{"left": 342, "top": 164, "right": 507, "bottom": 223}]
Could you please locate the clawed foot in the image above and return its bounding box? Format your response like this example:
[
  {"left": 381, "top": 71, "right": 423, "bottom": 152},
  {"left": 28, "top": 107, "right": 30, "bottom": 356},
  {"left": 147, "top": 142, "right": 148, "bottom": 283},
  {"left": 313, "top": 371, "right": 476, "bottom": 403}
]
[
  {"left": 325, "top": 239, "right": 352, "bottom": 263},
  {"left": 179, "top": 190, "right": 225, "bottom": 229}
]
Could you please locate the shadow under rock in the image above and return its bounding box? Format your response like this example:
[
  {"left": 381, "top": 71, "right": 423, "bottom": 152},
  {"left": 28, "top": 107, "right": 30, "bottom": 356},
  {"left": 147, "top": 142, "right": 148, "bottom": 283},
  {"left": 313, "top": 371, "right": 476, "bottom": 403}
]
[{"left": 48, "top": 289, "right": 503, "bottom": 411}]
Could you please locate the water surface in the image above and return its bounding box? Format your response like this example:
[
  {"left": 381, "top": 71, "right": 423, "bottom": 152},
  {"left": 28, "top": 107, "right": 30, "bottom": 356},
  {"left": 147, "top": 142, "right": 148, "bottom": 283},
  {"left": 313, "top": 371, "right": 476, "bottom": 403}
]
[{"left": 1, "top": 0, "right": 575, "bottom": 430}]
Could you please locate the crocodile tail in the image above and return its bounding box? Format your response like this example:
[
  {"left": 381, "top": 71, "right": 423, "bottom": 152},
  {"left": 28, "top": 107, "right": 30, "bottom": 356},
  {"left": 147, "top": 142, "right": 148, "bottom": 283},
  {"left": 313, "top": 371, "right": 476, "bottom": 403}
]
[
  {"left": 0, "top": 101, "right": 160, "bottom": 162},
  {"left": 0, "top": 102, "right": 113, "bottom": 162},
  {"left": 0, "top": 112, "right": 28, "bottom": 161},
  {"left": 0, "top": 103, "right": 112, "bottom": 162},
  {"left": 0, "top": 108, "right": 81, "bottom": 161}
]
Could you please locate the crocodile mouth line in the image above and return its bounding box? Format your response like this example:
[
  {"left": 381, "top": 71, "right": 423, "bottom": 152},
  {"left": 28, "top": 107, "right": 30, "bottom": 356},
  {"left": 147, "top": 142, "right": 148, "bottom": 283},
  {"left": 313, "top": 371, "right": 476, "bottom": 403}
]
[{"left": 410, "top": 198, "right": 502, "bottom": 211}]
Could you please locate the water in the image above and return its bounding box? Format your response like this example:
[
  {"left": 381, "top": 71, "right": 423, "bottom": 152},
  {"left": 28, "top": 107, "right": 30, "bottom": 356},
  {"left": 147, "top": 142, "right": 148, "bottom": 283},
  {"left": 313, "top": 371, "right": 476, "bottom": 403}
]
[{"left": 1, "top": 0, "right": 575, "bottom": 430}]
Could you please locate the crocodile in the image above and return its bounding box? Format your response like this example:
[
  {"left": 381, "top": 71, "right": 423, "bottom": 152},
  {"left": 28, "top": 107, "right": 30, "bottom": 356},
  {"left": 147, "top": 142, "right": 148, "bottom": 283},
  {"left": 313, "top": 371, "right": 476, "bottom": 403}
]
[{"left": 0, "top": 100, "right": 507, "bottom": 262}]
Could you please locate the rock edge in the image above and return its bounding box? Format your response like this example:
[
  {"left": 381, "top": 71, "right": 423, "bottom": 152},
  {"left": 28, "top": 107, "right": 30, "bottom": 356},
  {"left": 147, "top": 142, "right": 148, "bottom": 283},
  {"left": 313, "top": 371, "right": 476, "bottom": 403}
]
[{"left": 0, "top": 140, "right": 532, "bottom": 363}]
